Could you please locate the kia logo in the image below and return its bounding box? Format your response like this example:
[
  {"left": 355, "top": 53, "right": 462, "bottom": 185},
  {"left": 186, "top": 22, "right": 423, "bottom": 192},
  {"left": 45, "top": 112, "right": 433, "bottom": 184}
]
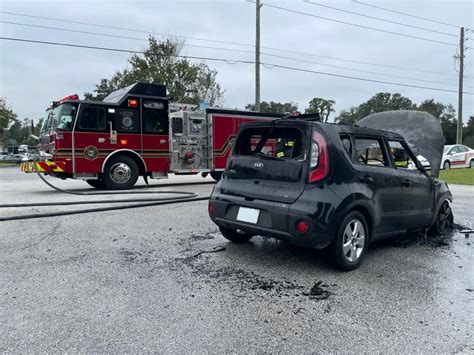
[{"left": 254, "top": 162, "right": 264, "bottom": 168}]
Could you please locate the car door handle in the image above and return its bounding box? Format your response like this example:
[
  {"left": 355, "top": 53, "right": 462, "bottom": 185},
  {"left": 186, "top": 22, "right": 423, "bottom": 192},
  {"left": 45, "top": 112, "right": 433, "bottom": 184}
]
[
  {"left": 402, "top": 179, "right": 413, "bottom": 187},
  {"left": 360, "top": 176, "right": 374, "bottom": 184}
]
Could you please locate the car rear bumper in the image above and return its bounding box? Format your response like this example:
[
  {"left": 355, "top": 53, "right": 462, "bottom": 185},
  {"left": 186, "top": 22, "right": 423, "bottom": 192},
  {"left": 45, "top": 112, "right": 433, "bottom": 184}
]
[{"left": 209, "top": 194, "right": 334, "bottom": 249}]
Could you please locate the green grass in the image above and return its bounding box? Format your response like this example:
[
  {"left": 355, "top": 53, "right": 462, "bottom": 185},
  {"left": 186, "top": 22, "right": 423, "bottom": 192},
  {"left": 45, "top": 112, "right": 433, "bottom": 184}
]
[
  {"left": 439, "top": 168, "right": 474, "bottom": 186},
  {"left": 0, "top": 162, "right": 18, "bottom": 167}
]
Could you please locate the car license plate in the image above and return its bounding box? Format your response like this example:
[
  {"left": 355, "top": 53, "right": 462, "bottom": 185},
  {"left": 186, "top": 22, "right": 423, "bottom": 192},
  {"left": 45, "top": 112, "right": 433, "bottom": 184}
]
[{"left": 237, "top": 207, "right": 260, "bottom": 224}]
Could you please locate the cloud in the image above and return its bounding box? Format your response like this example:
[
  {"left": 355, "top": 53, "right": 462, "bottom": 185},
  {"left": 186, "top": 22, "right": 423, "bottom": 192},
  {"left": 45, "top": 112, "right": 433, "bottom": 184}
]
[{"left": 0, "top": 0, "right": 472, "bottom": 123}]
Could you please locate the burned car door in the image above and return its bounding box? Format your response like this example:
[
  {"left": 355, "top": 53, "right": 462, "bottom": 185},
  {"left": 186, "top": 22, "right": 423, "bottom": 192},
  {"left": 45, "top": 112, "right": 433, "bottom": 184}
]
[
  {"left": 387, "top": 140, "right": 433, "bottom": 230},
  {"left": 353, "top": 136, "right": 402, "bottom": 233}
]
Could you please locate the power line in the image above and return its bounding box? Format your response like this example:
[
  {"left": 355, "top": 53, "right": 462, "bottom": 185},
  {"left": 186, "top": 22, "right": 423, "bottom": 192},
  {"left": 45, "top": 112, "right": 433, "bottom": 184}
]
[
  {"left": 352, "top": 0, "right": 470, "bottom": 30},
  {"left": 262, "top": 45, "right": 471, "bottom": 78},
  {"left": 262, "top": 52, "right": 473, "bottom": 89},
  {"left": 0, "top": 20, "right": 258, "bottom": 55},
  {"left": 3, "top": 20, "right": 469, "bottom": 87},
  {"left": 1, "top": 11, "right": 467, "bottom": 78},
  {"left": 0, "top": 36, "right": 254, "bottom": 64},
  {"left": 265, "top": 63, "right": 473, "bottom": 94},
  {"left": 261, "top": 3, "right": 458, "bottom": 47},
  {"left": 304, "top": 1, "right": 458, "bottom": 38},
  {"left": 0, "top": 20, "right": 152, "bottom": 41},
  {"left": 0, "top": 11, "right": 256, "bottom": 49},
  {"left": 1, "top": 36, "right": 472, "bottom": 95}
]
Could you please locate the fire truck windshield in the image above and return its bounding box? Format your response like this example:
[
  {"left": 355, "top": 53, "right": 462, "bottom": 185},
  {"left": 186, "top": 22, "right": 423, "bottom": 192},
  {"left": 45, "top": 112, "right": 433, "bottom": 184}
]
[{"left": 41, "top": 103, "right": 78, "bottom": 133}]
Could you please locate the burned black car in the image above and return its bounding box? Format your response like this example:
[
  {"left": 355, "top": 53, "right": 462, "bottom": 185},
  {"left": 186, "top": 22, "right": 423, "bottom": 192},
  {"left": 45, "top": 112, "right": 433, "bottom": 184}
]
[{"left": 208, "top": 111, "right": 453, "bottom": 270}]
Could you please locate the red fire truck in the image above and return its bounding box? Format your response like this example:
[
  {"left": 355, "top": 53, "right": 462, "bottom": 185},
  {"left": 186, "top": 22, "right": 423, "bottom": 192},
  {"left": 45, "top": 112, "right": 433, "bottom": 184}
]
[{"left": 21, "top": 83, "right": 281, "bottom": 189}]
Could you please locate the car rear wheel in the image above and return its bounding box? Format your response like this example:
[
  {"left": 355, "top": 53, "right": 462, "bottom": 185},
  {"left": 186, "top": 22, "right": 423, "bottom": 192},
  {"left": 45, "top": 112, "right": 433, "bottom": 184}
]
[
  {"left": 219, "top": 226, "right": 254, "bottom": 243},
  {"left": 443, "top": 160, "right": 450, "bottom": 170},
  {"left": 86, "top": 179, "right": 106, "bottom": 189},
  {"left": 330, "top": 211, "right": 369, "bottom": 271},
  {"left": 102, "top": 156, "right": 139, "bottom": 190},
  {"left": 429, "top": 201, "right": 453, "bottom": 235}
]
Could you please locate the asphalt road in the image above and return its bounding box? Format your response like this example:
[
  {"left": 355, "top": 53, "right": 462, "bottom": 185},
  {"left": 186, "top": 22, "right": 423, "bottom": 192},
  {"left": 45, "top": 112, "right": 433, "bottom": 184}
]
[{"left": 1, "top": 166, "right": 473, "bottom": 352}]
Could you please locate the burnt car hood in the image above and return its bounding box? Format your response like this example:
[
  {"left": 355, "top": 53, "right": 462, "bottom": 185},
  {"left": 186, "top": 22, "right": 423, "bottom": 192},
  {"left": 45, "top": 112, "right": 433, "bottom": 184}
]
[{"left": 358, "top": 110, "right": 445, "bottom": 177}]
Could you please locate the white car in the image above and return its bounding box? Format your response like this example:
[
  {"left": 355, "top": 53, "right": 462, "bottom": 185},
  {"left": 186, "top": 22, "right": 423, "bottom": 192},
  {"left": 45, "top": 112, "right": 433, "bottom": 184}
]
[
  {"left": 441, "top": 144, "right": 474, "bottom": 169},
  {"left": 407, "top": 155, "right": 430, "bottom": 170}
]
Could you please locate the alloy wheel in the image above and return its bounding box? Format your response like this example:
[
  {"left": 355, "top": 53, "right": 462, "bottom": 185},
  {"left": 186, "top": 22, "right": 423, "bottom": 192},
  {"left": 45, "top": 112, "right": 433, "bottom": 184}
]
[
  {"left": 437, "top": 202, "right": 453, "bottom": 233},
  {"left": 342, "top": 219, "right": 366, "bottom": 263}
]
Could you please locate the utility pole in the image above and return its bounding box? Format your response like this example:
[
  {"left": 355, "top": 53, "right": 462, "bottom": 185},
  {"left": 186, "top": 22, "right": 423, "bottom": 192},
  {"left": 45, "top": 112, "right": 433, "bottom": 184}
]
[
  {"left": 255, "top": 0, "right": 261, "bottom": 111},
  {"left": 456, "top": 27, "right": 464, "bottom": 144}
]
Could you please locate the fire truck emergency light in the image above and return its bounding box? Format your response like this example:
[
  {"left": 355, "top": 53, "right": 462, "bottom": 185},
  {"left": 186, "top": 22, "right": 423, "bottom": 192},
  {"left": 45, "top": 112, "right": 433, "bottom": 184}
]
[
  {"left": 59, "top": 94, "right": 79, "bottom": 103},
  {"left": 128, "top": 99, "right": 138, "bottom": 108}
]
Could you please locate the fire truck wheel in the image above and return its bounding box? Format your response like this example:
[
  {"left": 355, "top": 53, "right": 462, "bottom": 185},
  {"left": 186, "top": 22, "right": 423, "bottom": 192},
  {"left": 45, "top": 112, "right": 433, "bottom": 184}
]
[
  {"left": 86, "top": 179, "right": 106, "bottom": 189},
  {"left": 103, "top": 156, "right": 139, "bottom": 190},
  {"left": 210, "top": 171, "right": 222, "bottom": 181}
]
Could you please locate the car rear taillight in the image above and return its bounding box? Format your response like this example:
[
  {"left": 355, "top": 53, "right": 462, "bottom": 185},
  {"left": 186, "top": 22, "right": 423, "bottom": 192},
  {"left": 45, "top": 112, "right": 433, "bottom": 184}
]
[
  {"left": 208, "top": 203, "right": 215, "bottom": 215},
  {"left": 296, "top": 220, "right": 310, "bottom": 234},
  {"left": 308, "top": 131, "right": 329, "bottom": 183}
]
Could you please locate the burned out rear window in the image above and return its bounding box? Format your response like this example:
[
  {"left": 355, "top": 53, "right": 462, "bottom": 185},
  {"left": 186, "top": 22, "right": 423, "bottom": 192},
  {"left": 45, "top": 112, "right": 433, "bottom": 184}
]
[{"left": 234, "top": 127, "right": 306, "bottom": 160}]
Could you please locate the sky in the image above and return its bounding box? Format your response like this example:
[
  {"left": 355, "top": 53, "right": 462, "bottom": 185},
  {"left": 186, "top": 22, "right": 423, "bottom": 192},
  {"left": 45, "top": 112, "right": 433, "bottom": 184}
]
[{"left": 0, "top": 0, "right": 473, "bottom": 124}]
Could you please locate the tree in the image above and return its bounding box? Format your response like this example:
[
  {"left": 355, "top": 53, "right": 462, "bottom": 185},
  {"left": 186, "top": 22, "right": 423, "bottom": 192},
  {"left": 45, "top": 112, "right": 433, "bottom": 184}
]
[
  {"left": 304, "top": 97, "right": 335, "bottom": 122},
  {"left": 0, "top": 98, "right": 20, "bottom": 148},
  {"left": 23, "top": 118, "right": 43, "bottom": 146},
  {"left": 417, "top": 99, "right": 457, "bottom": 144},
  {"left": 335, "top": 92, "right": 415, "bottom": 124},
  {"left": 0, "top": 98, "right": 40, "bottom": 147},
  {"left": 0, "top": 98, "right": 17, "bottom": 141},
  {"left": 245, "top": 101, "right": 298, "bottom": 114},
  {"left": 463, "top": 115, "right": 474, "bottom": 148},
  {"left": 85, "top": 37, "right": 224, "bottom": 105},
  {"left": 5, "top": 119, "right": 30, "bottom": 145}
]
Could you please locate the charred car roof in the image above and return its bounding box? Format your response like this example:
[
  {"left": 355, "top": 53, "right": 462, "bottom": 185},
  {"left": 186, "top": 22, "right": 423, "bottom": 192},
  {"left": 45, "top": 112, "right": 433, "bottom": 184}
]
[{"left": 238, "top": 118, "right": 404, "bottom": 140}]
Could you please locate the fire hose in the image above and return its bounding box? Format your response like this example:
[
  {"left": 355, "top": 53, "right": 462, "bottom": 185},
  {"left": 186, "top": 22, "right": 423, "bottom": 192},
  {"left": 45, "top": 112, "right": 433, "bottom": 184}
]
[{"left": 0, "top": 160, "right": 212, "bottom": 222}]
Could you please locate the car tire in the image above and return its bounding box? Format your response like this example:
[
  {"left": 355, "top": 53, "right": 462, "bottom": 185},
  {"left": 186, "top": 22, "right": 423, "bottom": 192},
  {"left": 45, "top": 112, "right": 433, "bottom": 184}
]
[
  {"left": 219, "top": 226, "right": 254, "bottom": 243},
  {"left": 443, "top": 160, "right": 450, "bottom": 170},
  {"left": 470, "top": 159, "right": 474, "bottom": 169},
  {"left": 86, "top": 179, "right": 106, "bottom": 189},
  {"left": 102, "top": 155, "right": 139, "bottom": 190},
  {"left": 429, "top": 201, "right": 453, "bottom": 235},
  {"left": 330, "top": 211, "right": 369, "bottom": 271},
  {"left": 210, "top": 171, "right": 223, "bottom": 181}
]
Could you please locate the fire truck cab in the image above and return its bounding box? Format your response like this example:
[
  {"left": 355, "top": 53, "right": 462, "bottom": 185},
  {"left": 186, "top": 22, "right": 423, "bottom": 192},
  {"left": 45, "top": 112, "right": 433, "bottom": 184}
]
[{"left": 22, "top": 83, "right": 280, "bottom": 189}]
